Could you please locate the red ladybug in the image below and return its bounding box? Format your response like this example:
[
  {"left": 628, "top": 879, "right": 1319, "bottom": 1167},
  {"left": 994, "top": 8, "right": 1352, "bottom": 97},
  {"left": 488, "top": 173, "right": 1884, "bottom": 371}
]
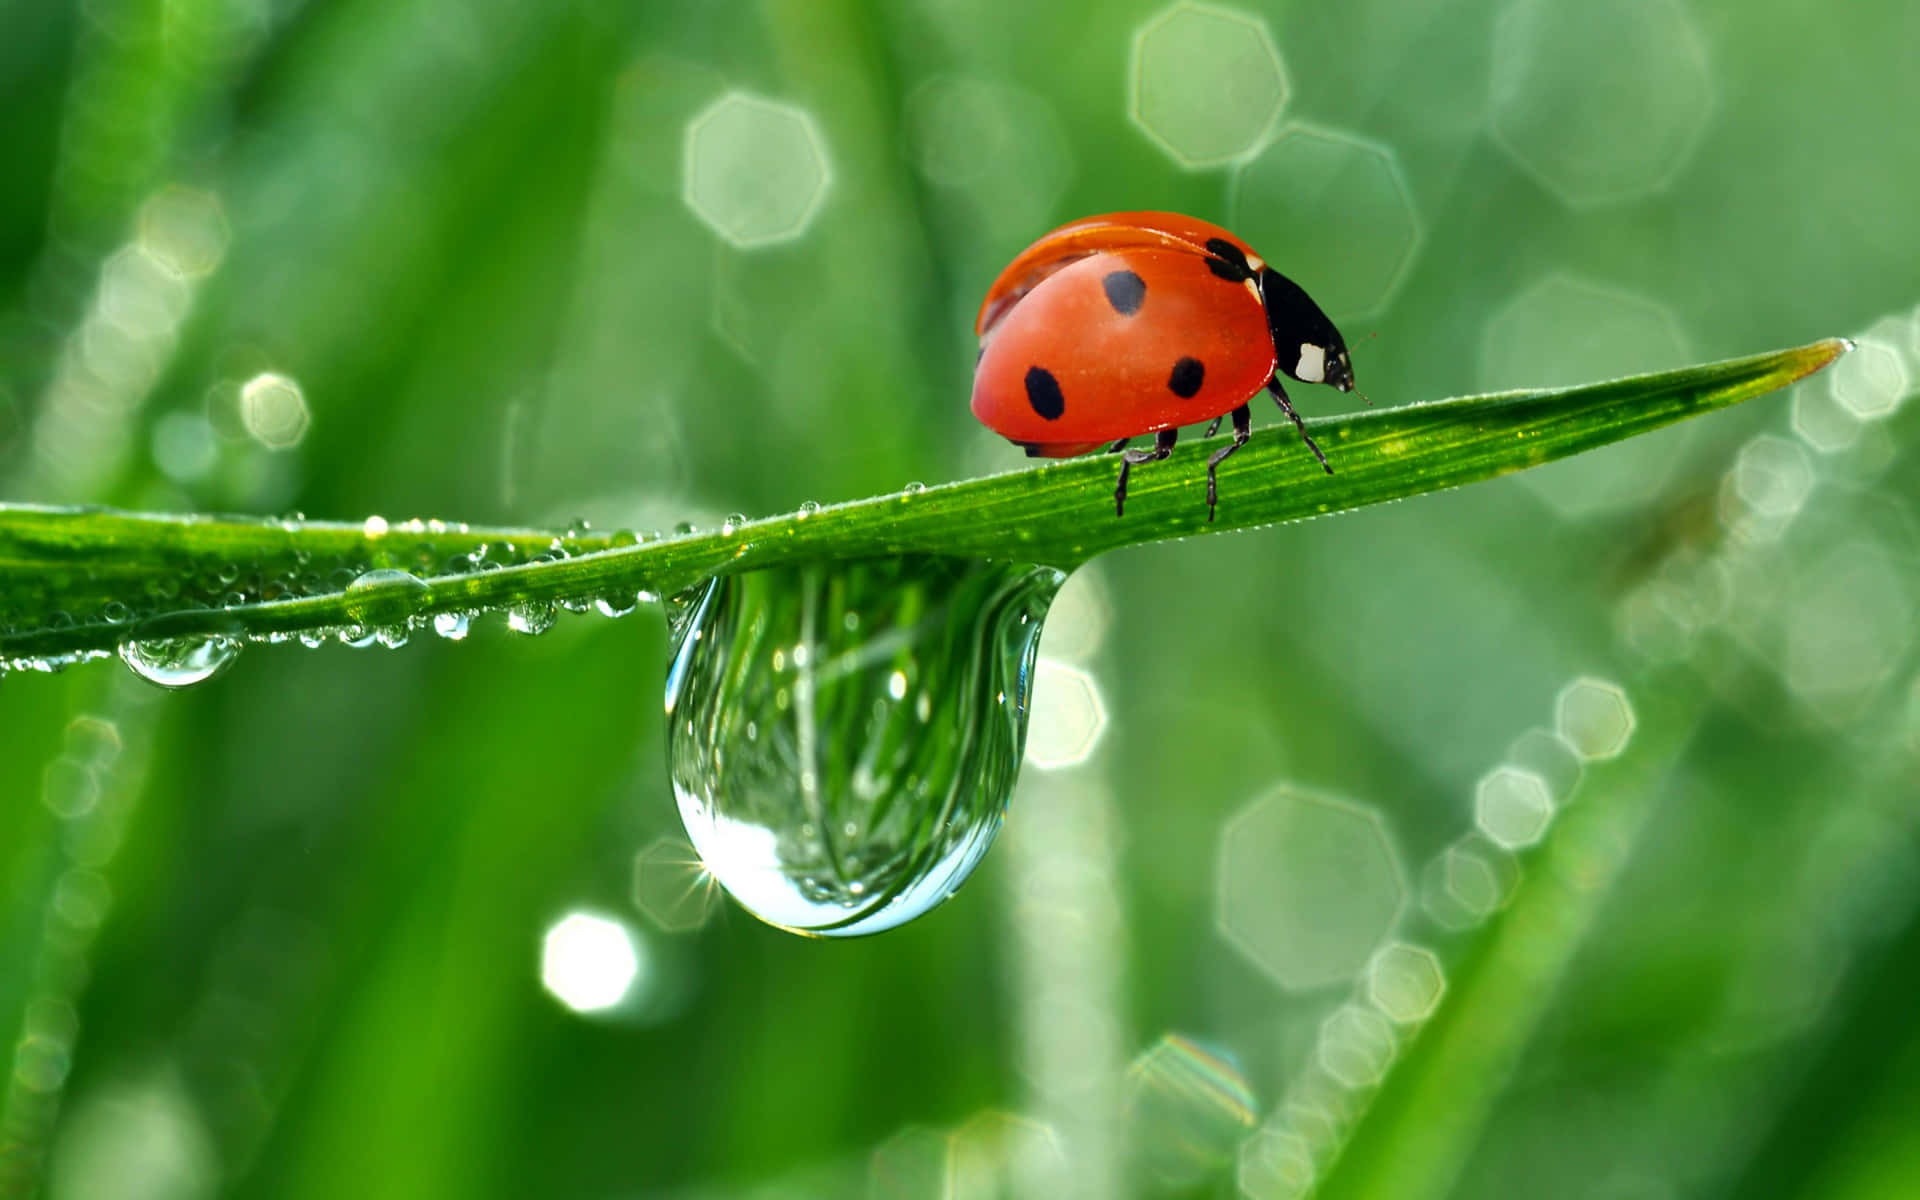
[{"left": 971, "top": 211, "right": 1355, "bottom": 520}]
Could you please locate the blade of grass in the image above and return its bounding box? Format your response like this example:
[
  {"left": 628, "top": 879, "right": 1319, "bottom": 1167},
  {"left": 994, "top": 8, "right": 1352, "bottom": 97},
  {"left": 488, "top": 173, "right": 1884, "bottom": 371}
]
[{"left": 0, "top": 339, "right": 1849, "bottom": 667}]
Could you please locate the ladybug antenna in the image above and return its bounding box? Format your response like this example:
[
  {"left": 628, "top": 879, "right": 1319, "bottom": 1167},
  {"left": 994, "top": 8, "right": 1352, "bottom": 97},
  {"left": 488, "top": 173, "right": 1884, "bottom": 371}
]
[{"left": 1351, "top": 331, "right": 1378, "bottom": 406}]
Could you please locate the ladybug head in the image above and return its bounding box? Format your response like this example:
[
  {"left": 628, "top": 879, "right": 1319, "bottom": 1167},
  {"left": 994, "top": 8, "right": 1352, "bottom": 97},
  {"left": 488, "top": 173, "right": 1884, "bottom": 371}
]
[{"left": 1259, "top": 267, "right": 1353, "bottom": 392}]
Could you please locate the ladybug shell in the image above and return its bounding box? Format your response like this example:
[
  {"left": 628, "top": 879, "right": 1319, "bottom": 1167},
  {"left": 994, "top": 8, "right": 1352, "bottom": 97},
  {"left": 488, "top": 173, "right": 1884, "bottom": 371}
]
[
  {"left": 971, "top": 243, "right": 1277, "bottom": 455},
  {"left": 975, "top": 211, "right": 1260, "bottom": 337}
]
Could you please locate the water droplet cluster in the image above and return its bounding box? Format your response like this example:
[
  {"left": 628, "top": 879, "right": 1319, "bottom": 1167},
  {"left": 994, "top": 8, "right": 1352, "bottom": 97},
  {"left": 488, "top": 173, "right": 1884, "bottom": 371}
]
[{"left": 2, "top": 515, "right": 662, "bottom": 683}]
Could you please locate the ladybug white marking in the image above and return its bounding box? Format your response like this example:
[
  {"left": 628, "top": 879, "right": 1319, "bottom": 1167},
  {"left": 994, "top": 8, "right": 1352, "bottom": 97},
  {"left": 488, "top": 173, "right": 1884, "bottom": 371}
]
[{"left": 1295, "top": 343, "right": 1327, "bottom": 384}]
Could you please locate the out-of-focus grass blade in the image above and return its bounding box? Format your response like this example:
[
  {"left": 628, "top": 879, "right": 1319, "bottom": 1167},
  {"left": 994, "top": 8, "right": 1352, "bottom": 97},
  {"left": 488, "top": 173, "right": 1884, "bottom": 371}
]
[{"left": 0, "top": 339, "right": 1849, "bottom": 666}]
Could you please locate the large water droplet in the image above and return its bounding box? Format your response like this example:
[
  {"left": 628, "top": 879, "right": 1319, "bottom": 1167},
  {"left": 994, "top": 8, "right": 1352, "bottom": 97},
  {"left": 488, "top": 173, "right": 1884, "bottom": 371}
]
[
  {"left": 119, "top": 636, "right": 242, "bottom": 688},
  {"left": 665, "top": 555, "right": 1062, "bottom": 936}
]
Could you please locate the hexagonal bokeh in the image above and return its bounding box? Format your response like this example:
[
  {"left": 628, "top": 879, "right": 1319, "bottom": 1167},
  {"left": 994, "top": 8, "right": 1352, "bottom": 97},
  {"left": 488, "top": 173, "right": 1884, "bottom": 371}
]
[
  {"left": 1419, "top": 833, "right": 1522, "bottom": 930},
  {"left": 1474, "top": 764, "right": 1555, "bottom": 850},
  {"left": 1365, "top": 941, "right": 1446, "bottom": 1024},
  {"left": 1481, "top": 274, "right": 1692, "bottom": 517},
  {"left": 1025, "top": 658, "right": 1108, "bottom": 769},
  {"left": 869, "top": 1124, "right": 948, "bottom": 1200},
  {"left": 1829, "top": 318, "right": 1912, "bottom": 421},
  {"left": 947, "top": 1110, "right": 1066, "bottom": 1199},
  {"left": 1791, "top": 378, "right": 1865, "bottom": 455},
  {"left": 1238, "top": 1126, "right": 1317, "bottom": 1200},
  {"left": 1491, "top": 0, "right": 1713, "bottom": 205},
  {"left": 631, "top": 833, "right": 720, "bottom": 933},
  {"left": 1035, "top": 565, "right": 1112, "bottom": 665},
  {"left": 1123, "top": 1034, "right": 1258, "bottom": 1187},
  {"left": 906, "top": 74, "right": 1074, "bottom": 240},
  {"left": 1555, "top": 677, "right": 1636, "bottom": 760},
  {"left": 683, "top": 91, "right": 830, "bottom": 248},
  {"left": 1216, "top": 787, "right": 1406, "bottom": 990},
  {"left": 1783, "top": 540, "right": 1913, "bottom": 715},
  {"left": 1503, "top": 726, "right": 1584, "bottom": 806},
  {"left": 1732, "top": 434, "right": 1817, "bottom": 521},
  {"left": 1316, "top": 1004, "right": 1396, "bottom": 1090},
  {"left": 1130, "top": 3, "right": 1287, "bottom": 167},
  {"left": 1232, "top": 124, "right": 1422, "bottom": 319},
  {"left": 539, "top": 910, "right": 646, "bottom": 1015}
]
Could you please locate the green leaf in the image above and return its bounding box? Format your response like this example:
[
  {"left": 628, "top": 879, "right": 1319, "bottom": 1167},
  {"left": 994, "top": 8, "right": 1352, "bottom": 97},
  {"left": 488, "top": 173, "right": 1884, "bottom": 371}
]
[{"left": 0, "top": 339, "right": 1850, "bottom": 669}]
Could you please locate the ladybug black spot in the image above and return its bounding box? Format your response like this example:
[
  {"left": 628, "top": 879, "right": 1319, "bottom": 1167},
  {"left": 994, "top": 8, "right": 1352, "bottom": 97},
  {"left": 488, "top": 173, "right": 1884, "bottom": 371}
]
[
  {"left": 1204, "top": 238, "right": 1253, "bottom": 282},
  {"left": 1102, "top": 269, "right": 1147, "bottom": 316},
  {"left": 1025, "top": 366, "right": 1066, "bottom": 420},
  {"left": 1168, "top": 357, "right": 1205, "bottom": 398}
]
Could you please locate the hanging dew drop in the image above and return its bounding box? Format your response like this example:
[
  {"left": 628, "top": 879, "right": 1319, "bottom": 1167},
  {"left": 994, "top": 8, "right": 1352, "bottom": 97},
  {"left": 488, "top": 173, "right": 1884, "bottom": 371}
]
[
  {"left": 507, "top": 602, "right": 557, "bottom": 635},
  {"left": 664, "top": 555, "right": 1062, "bottom": 936},
  {"left": 119, "top": 636, "right": 242, "bottom": 688},
  {"left": 432, "top": 611, "right": 471, "bottom": 641}
]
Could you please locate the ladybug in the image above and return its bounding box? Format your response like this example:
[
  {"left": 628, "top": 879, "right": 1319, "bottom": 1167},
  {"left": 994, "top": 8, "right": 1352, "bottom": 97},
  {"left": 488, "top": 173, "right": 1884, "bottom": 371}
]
[{"left": 971, "top": 211, "right": 1355, "bottom": 520}]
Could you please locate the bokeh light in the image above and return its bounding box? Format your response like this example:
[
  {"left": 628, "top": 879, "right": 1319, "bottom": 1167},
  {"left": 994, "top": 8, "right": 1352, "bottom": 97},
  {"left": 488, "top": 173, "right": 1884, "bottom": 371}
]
[
  {"left": 630, "top": 834, "right": 720, "bottom": 934},
  {"left": 1555, "top": 677, "right": 1636, "bottom": 761},
  {"left": 1216, "top": 787, "right": 1407, "bottom": 990},
  {"left": 1232, "top": 124, "right": 1422, "bottom": 318},
  {"left": 1365, "top": 942, "right": 1447, "bottom": 1024},
  {"left": 1474, "top": 764, "right": 1556, "bottom": 850},
  {"left": 1490, "top": 0, "right": 1713, "bottom": 205},
  {"left": 1316, "top": 1004, "right": 1397, "bottom": 1090},
  {"left": 539, "top": 911, "right": 646, "bottom": 1015},
  {"left": 1025, "top": 659, "right": 1108, "bottom": 769},
  {"left": 1237, "top": 1126, "right": 1317, "bottom": 1200},
  {"left": 1122, "top": 1034, "right": 1258, "bottom": 1186},
  {"left": 238, "top": 372, "right": 309, "bottom": 450},
  {"left": 682, "top": 92, "right": 831, "bottom": 248},
  {"left": 1129, "top": 3, "right": 1287, "bottom": 167},
  {"left": 1481, "top": 274, "right": 1692, "bottom": 516}
]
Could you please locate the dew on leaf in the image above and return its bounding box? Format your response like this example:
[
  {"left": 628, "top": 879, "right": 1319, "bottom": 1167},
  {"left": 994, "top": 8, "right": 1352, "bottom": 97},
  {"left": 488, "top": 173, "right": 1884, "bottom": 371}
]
[
  {"left": 344, "top": 568, "right": 429, "bottom": 626},
  {"left": 432, "top": 611, "right": 471, "bottom": 641},
  {"left": 118, "top": 636, "right": 241, "bottom": 688},
  {"left": 664, "top": 555, "right": 1062, "bottom": 936},
  {"left": 508, "top": 602, "right": 558, "bottom": 635}
]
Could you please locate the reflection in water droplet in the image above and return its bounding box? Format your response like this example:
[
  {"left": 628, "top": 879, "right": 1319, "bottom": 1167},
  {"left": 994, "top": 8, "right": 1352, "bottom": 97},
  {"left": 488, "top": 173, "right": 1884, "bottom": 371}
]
[
  {"left": 508, "top": 603, "right": 557, "bottom": 635},
  {"left": 666, "top": 555, "right": 1062, "bottom": 936},
  {"left": 432, "top": 611, "right": 471, "bottom": 641},
  {"left": 119, "top": 636, "right": 241, "bottom": 688}
]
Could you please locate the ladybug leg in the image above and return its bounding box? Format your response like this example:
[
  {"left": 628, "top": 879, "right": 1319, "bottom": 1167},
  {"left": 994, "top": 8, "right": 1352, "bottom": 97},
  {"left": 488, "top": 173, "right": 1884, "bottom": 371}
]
[
  {"left": 1114, "top": 428, "right": 1178, "bottom": 517},
  {"left": 1267, "top": 379, "right": 1332, "bottom": 474},
  {"left": 1107, "top": 438, "right": 1131, "bottom": 454},
  {"left": 1204, "top": 404, "right": 1253, "bottom": 522},
  {"left": 1203, "top": 415, "right": 1225, "bottom": 438}
]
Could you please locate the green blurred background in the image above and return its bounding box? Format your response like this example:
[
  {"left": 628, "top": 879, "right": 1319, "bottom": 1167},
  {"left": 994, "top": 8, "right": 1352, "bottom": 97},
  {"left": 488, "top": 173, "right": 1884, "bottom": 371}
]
[{"left": 3, "top": 0, "right": 1918, "bottom": 1196}]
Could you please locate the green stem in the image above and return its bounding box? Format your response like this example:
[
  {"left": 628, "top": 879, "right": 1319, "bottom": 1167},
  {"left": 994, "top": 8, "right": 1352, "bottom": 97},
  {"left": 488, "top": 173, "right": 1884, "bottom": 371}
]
[{"left": 0, "top": 339, "right": 1849, "bottom": 665}]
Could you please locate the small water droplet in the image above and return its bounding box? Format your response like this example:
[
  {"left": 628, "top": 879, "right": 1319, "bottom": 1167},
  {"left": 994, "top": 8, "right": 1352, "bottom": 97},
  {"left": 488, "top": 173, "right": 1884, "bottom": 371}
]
[
  {"left": 902, "top": 481, "right": 926, "bottom": 495},
  {"left": 673, "top": 521, "right": 697, "bottom": 537},
  {"left": 721, "top": 513, "right": 748, "bottom": 535},
  {"left": 565, "top": 517, "right": 592, "bottom": 538},
  {"left": 433, "top": 611, "right": 471, "bottom": 640},
  {"left": 796, "top": 500, "right": 821, "bottom": 518},
  {"left": 508, "top": 602, "right": 557, "bottom": 635},
  {"left": 665, "top": 555, "right": 1061, "bottom": 936},
  {"left": 610, "top": 529, "right": 640, "bottom": 548},
  {"left": 363, "top": 515, "right": 390, "bottom": 537},
  {"left": 119, "top": 636, "right": 241, "bottom": 688},
  {"left": 595, "top": 591, "right": 642, "bottom": 619},
  {"left": 101, "top": 602, "right": 130, "bottom": 624}
]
